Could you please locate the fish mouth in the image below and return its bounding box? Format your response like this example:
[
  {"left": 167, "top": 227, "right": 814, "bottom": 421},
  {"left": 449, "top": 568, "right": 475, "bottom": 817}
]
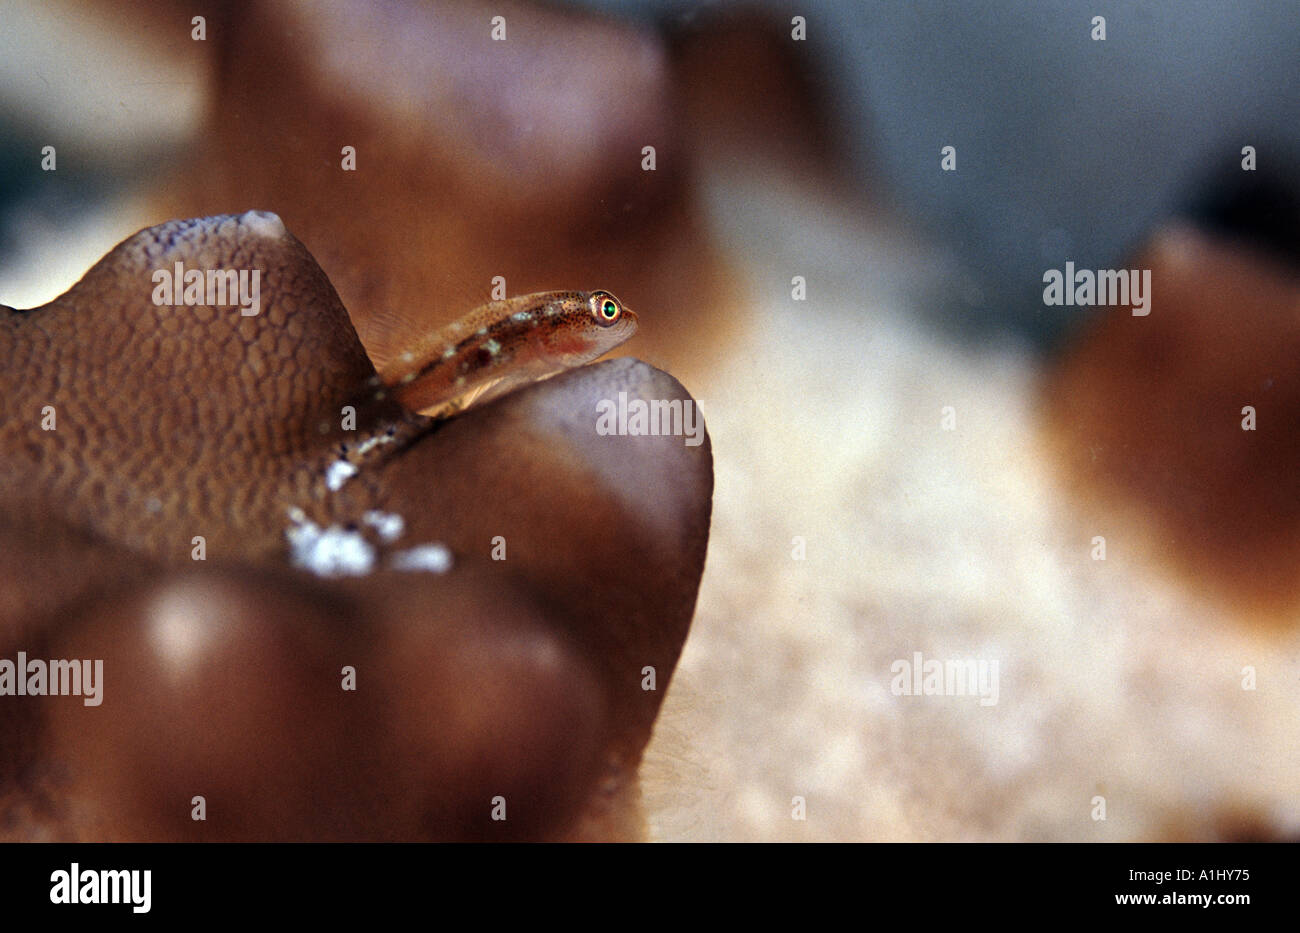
[
  {"left": 607, "top": 309, "right": 638, "bottom": 346},
  {"left": 574, "top": 311, "right": 637, "bottom": 365}
]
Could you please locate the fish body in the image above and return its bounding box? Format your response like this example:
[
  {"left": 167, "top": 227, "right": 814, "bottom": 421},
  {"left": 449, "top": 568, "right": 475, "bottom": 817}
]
[{"left": 377, "top": 290, "right": 637, "bottom": 416}]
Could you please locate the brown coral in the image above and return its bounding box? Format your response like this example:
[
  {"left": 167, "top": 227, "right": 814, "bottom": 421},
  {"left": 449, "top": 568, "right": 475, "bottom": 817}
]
[{"left": 0, "top": 212, "right": 713, "bottom": 840}]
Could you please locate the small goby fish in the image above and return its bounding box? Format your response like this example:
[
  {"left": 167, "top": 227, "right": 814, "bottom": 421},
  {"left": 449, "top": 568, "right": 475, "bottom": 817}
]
[{"left": 377, "top": 290, "right": 638, "bottom": 416}]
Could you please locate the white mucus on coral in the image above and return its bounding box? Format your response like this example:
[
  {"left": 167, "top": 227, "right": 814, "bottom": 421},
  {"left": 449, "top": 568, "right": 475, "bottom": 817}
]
[
  {"left": 325, "top": 459, "right": 358, "bottom": 491},
  {"left": 363, "top": 509, "right": 405, "bottom": 542},
  {"left": 355, "top": 431, "right": 396, "bottom": 457},
  {"left": 285, "top": 511, "right": 375, "bottom": 577},
  {"left": 389, "top": 543, "right": 453, "bottom": 574}
]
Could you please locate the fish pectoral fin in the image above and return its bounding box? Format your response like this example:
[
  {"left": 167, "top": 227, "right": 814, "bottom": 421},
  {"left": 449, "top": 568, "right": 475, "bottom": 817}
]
[{"left": 427, "top": 361, "right": 565, "bottom": 418}]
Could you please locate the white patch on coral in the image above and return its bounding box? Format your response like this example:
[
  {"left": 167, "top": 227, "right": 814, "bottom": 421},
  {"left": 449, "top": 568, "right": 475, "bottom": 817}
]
[
  {"left": 238, "top": 210, "right": 286, "bottom": 238},
  {"left": 389, "top": 543, "right": 453, "bottom": 574},
  {"left": 285, "top": 510, "right": 375, "bottom": 577},
  {"left": 355, "top": 431, "right": 396, "bottom": 457},
  {"left": 147, "top": 586, "right": 220, "bottom": 679},
  {"left": 324, "top": 459, "right": 358, "bottom": 491},
  {"left": 363, "top": 510, "right": 405, "bottom": 542}
]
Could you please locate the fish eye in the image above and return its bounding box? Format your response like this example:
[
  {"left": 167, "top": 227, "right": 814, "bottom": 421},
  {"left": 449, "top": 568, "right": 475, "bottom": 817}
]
[{"left": 591, "top": 291, "right": 622, "bottom": 325}]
